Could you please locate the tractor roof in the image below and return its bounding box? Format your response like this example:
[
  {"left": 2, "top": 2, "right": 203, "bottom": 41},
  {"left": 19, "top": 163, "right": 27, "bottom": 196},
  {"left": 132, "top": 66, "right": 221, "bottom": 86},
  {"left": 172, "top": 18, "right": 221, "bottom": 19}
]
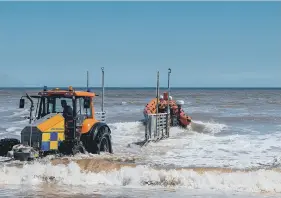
[{"left": 37, "top": 86, "right": 96, "bottom": 98}]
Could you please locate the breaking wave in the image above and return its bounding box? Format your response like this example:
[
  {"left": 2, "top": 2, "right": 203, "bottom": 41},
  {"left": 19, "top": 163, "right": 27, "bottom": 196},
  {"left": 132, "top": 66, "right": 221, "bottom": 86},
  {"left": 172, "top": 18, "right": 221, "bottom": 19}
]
[
  {"left": 189, "top": 120, "right": 227, "bottom": 134},
  {"left": 0, "top": 156, "right": 281, "bottom": 194}
]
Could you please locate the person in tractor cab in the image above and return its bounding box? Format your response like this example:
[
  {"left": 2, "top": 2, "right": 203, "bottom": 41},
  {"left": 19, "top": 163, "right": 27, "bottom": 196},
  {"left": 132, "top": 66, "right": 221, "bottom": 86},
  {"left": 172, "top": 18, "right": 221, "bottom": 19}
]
[
  {"left": 61, "top": 100, "right": 74, "bottom": 139},
  {"left": 61, "top": 100, "right": 73, "bottom": 119}
]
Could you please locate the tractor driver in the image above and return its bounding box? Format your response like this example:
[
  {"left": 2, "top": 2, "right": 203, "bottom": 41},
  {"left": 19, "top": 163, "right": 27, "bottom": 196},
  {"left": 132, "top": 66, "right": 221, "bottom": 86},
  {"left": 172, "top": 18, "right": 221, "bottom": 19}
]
[
  {"left": 61, "top": 100, "right": 74, "bottom": 139},
  {"left": 61, "top": 100, "right": 73, "bottom": 120}
]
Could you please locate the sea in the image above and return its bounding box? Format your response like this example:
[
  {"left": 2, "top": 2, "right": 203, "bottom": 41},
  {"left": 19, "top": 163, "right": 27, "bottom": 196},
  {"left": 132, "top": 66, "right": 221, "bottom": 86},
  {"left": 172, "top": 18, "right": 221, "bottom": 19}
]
[{"left": 0, "top": 87, "right": 281, "bottom": 198}]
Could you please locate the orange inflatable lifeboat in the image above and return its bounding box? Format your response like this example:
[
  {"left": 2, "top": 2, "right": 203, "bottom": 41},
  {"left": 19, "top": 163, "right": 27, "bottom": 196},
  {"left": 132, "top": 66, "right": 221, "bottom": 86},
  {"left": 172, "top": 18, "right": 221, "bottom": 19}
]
[{"left": 143, "top": 92, "right": 192, "bottom": 128}]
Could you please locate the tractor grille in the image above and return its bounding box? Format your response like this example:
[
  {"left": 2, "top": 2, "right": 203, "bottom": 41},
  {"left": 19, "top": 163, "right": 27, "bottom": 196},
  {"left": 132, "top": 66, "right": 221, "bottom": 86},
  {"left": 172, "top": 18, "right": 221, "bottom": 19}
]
[{"left": 21, "top": 126, "right": 42, "bottom": 149}]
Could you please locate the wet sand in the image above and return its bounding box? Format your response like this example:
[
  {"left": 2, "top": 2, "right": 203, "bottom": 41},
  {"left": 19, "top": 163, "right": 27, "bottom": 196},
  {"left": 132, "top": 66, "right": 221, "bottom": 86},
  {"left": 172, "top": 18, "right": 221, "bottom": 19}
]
[{"left": 51, "top": 156, "right": 281, "bottom": 174}]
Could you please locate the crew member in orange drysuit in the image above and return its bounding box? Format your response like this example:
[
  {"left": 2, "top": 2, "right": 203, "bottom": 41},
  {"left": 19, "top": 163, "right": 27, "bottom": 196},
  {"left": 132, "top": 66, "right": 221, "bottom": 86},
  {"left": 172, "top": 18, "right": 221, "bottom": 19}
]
[
  {"left": 169, "top": 96, "right": 192, "bottom": 127},
  {"left": 158, "top": 95, "right": 168, "bottom": 113}
]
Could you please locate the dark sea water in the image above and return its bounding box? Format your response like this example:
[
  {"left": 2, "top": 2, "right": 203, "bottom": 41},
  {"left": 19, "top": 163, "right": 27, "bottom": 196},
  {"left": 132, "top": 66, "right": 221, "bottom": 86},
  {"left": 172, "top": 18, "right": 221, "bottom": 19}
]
[{"left": 1, "top": 87, "right": 281, "bottom": 197}]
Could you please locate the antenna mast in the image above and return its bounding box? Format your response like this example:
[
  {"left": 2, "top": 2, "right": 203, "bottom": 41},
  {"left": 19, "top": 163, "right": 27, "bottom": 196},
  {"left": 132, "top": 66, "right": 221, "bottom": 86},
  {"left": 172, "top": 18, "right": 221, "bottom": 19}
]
[
  {"left": 86, "top": 71, "right": 89, "bottom": 90},
  {"left": 101, "top": 67, "right": 104, "bottom": 112}
]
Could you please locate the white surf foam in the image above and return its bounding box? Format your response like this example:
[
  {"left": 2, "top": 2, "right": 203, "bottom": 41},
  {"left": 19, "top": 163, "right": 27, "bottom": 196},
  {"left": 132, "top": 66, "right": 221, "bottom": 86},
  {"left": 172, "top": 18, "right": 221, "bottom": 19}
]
[
  {"left": 1, "top": 119, "right": 281, "bottom": 171},
  {"left": 0, "top": 160, "right": 281, "bottom": 194},
  {"left": 189, "top": 120, "right": 227, "bottom": 134},
  {"left": 3, "top": 108, "right": 29, "bottom": 118},
  {"left": 0, "top": 119, "right": 29, "bottom": 138},
  {"left": 107, "top": 121, "right": 281, "bottom": 169}
]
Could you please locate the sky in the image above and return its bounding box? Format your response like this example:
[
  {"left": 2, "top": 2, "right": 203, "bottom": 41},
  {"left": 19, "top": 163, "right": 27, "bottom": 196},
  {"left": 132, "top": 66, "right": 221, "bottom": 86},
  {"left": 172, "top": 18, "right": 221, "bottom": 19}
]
[{"left": 0, "top": 1, "right": 280, "bottom": 88}]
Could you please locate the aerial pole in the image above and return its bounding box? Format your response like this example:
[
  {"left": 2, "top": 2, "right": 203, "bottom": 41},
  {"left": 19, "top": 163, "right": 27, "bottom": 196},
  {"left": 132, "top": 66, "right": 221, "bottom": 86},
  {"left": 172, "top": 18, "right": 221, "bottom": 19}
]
[
  {"left": 167, "top": 68, "right": 171, "bottom": 137},
  {"left": 167, "top": 68, "right": 171, "bottom": 113},
  {"left": 155, "top": 71, "right": 160, "bottom": 138},
  {"left": 156, "top": 71, "right": 160, "bottom": 115},
  {"left": 101, "top": 67, "right": 104, "bottom": 112},
  {"left": 85, "top": 71, "right": 89, "bottom": 116},
  {"left": 87, "top": 71, "right": 89, "bottom": 90}
]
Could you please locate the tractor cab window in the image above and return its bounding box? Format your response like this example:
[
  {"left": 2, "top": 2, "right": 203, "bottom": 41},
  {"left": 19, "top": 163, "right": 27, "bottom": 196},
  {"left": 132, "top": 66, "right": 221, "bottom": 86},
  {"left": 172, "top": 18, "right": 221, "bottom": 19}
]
[
  {"left": 76, "top": 97, "right": 92, "bottom": 118},
  {"left": 48, "top": 97, "right": 73, "bottom": 114},
  {"left": 36, "top": 97, "right": 49, "bottom": 119},
  {"left": 76, "top": 97, "right": 92, "bottom": 127}
]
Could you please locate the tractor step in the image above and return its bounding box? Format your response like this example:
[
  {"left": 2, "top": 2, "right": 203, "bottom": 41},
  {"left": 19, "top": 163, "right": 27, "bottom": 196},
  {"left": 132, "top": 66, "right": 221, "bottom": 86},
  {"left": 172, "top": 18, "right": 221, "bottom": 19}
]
[{"left": 7, "top": 144, "right": 39, "bottom": 161}]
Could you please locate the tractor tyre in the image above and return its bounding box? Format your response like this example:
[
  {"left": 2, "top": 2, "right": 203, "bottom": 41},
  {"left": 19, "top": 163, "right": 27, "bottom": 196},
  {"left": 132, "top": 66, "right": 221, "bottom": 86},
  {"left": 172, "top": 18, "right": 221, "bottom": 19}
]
[
  {"left": 87, "top": 126, "right": 113, "bottom": 154},
  {"left": 58, "top": 140, "right": 87, "bottom": 156},
  {"left": 72, "top": 143, "right": 86, "bottom": 155},
  {"left": 0, "top": 138, "right": 20, "bottom": 156}
]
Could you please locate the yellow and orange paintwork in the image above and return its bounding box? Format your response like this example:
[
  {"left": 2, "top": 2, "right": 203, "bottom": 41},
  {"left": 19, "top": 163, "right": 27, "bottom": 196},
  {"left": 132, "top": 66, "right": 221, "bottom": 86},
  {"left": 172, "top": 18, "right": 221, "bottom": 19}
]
[{"left": 37, "top": 89, "right": 100, "bottom": 144}]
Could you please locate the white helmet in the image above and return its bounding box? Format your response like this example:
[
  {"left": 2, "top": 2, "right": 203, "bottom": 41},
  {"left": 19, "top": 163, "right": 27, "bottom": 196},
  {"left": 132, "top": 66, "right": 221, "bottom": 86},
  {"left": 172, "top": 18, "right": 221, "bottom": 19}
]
[
  {"left": 159, "top": 95, "right": 164, "bottom": 99},
  {"left": 169, "top": 96, "right": 172, "bottom": 100},
  {"left": 176, "top": 100, "right": 184, "bottom": 105}
]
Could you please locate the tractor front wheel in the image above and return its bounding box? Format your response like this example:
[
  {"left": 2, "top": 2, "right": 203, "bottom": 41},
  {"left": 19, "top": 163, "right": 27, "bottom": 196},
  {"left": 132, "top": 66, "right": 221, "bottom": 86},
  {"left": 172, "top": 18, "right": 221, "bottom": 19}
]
[{"left": 0, "top": 138, "right": 20, "bottom": 156}]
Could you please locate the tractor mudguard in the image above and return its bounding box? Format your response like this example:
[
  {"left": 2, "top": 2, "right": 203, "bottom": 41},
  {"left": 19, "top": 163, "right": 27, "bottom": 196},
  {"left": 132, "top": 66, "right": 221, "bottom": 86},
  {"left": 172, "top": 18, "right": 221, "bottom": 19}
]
[
  {"left": 80, "top": 122, "right": 112, "bottom": 154},
  {"left": 89, "top": 122, "right": 111, "bottom": 141}
]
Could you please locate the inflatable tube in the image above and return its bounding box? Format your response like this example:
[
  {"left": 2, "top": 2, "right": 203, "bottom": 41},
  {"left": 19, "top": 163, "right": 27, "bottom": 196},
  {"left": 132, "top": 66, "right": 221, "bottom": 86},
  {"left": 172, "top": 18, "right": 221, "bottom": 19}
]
[{"left": 143, "top": 97, "right": 192, "bottom": 127}]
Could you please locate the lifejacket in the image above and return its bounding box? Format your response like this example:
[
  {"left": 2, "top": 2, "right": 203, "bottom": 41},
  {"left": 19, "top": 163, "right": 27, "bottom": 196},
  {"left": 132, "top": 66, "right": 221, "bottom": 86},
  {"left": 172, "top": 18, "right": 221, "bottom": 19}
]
[
  {"left": 170, "top": 104, "right": 178, "bottom": 114},
  {"left": 144, "top": 105, "right": 152, "bottom": 114},
  {"left": 171, "top": 105, "right": 192, "bottom": 124},
  {"left": 158, "top": 100, "right": 167, "bottom": 109}
]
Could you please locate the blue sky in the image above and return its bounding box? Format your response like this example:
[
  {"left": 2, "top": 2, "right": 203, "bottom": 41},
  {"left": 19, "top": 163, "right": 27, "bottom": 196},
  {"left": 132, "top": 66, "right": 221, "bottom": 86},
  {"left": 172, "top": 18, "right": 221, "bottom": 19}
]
[{"left": 0, "top": 2, "right": 280, "bottom": 87}]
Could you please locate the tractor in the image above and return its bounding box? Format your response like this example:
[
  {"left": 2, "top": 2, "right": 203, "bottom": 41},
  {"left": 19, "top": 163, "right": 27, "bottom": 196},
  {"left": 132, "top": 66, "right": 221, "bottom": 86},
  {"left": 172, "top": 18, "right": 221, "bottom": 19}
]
[{"left": 0, "top": 68, "right": 113, "bottom": 161}]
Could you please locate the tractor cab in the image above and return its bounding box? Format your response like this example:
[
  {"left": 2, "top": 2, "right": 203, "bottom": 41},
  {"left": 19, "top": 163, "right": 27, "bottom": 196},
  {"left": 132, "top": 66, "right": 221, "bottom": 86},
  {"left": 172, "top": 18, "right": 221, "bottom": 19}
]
[{"left": 19, "top": 86, "right": 102, "bottom": 130}]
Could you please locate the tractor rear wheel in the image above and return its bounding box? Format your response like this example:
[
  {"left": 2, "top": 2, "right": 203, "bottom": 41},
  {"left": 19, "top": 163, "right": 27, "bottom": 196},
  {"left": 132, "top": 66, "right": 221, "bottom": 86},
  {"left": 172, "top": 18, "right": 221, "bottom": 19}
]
[
  {"left": 99, "top": 133, "right": 110, "bottom": 153},
  {"left": 72, "top": 143, "right": 86, "bottom": 155},
  {"left": 0, "top": 138, "right": 20, "bottom": 156},
  {"left": 58, "top": 139, "right": 86, "bottom": 156},
  {"left": 85, "top": 126, "right": 113, "bottom": 154}
]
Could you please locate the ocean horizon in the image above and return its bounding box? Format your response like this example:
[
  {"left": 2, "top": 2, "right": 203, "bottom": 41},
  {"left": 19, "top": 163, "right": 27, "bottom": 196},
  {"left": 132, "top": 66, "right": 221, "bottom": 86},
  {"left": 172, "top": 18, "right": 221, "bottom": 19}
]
[{"left": 1, "top": 87, "right": 281, "bottom": 90}]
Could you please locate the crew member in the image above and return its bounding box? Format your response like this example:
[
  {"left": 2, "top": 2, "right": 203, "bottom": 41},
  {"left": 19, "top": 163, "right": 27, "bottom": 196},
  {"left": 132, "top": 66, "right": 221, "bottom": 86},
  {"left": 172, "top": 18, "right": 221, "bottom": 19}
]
[
  {"left": 61, "top": 100, "right": 73, "bottom": 139},
  {"left": 61, "top": 100, "right": 73, "bottom": 119},
  {"left": 158, "top": 95, "right": 167, "bottom": 113}
]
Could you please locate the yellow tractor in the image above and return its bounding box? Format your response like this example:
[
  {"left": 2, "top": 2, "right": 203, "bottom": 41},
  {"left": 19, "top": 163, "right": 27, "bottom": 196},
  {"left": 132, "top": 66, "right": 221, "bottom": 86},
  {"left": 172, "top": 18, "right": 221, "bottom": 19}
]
[{"left": 0, "top": 68, "right": 112, "bottom": 161}]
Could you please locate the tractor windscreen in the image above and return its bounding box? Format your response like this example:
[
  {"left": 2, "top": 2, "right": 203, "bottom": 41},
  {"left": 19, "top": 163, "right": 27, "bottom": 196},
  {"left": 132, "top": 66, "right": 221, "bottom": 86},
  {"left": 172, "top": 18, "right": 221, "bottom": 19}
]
[
  {"left": 48, "top": 97, "right": 73, "bottom": 114},
  {"left": 33, "top": 95, "right": 92, "bottom": 119}
]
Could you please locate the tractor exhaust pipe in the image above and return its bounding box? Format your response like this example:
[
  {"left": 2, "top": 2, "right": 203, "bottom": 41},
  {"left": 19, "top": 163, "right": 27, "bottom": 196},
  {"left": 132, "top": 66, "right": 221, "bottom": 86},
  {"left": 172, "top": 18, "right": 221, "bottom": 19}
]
[
  {"left": 26, "top": 93, "right": 34, "bottom": 147},
  {"left": 26, "top": 93, "right": 34, "bottom": 125}
]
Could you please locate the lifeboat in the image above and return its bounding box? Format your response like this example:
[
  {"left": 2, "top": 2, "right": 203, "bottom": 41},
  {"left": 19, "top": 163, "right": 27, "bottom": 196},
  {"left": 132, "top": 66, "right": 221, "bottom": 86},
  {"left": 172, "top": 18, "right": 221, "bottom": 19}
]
[{"left": 143, "top": 92, "right": 192, "bottom": 128}]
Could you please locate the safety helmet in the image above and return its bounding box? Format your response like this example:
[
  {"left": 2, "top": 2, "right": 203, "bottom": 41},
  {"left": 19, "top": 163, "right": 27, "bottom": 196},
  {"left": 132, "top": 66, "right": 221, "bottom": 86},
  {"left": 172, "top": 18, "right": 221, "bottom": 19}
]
[
  {"left": 169, "top": 96, "right": 172, "bottom": 100},
  {"left": 160, "top": 95, "right": 164, "bottom": 99}
]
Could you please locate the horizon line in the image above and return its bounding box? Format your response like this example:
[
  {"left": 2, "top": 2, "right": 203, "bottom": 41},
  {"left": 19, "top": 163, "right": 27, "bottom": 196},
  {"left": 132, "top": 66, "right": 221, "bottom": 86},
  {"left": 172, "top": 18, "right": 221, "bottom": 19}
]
[{"left": 1, "top": 86, "right": 281, "bottom": 89}]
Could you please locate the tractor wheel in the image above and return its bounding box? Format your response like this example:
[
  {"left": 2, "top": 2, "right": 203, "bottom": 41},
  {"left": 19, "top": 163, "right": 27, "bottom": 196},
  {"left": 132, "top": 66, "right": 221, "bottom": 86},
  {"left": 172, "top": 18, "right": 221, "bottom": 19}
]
[
  {"left": 72, "top": 143, "right": 86, "bottom": 155},
  {"left": 87, "top": 126, "right": 113, "bottom": 154},
  {"left": 99, "top": 133, "right": 110, "bottom": 153},
  {"left": 58, "top": 140, "right": 86, "bottom": 156},
  {"left": 0, "top": 138, "right": 20, "bottom": 156}
]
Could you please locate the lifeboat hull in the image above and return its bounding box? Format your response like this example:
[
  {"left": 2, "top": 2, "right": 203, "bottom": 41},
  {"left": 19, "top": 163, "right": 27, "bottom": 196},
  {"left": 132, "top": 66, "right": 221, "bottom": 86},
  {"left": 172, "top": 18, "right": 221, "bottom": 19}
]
[{"left": 143, "top": 98, "right": 192, "bottom": 128}]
